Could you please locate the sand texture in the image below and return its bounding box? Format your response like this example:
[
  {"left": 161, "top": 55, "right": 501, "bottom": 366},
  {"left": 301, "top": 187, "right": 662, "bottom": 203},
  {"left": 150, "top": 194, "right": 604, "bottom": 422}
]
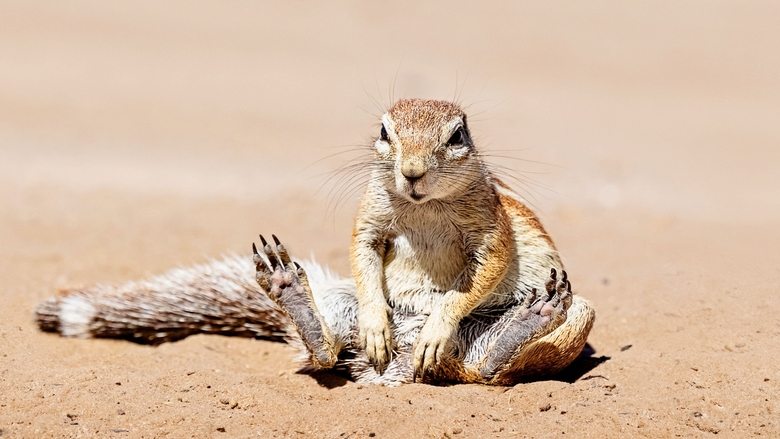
[{"left": 1, "top": 1, "right": 778, "bottom": 437}]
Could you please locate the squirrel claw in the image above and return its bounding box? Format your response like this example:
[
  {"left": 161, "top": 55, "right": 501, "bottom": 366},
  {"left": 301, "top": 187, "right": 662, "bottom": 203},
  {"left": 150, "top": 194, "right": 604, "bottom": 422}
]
[
  {"left": 252, "top": 242, "right": 271, "bottom": 274},
  {"left": 272, "top": 235, "right": 292, "bottom": 266},
  {"left": 259, "top": 234, "right": 285, "bottom": 269},
  {"left": 251, "top": 243, "right": 264, "bottom": 267}
]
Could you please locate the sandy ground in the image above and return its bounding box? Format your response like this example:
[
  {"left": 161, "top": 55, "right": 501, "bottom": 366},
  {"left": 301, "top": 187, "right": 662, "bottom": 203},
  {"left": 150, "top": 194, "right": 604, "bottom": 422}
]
[{"left": 1, "top": 1, "right": 779, "bottom": 437}]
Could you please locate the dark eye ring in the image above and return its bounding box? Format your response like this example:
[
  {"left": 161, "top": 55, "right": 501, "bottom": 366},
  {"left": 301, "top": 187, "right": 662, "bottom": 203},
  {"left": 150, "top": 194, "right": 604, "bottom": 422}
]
[
  {"left": 380, "top": 125, "right": 389, "bottom": 141},
  {"left": 446, "top": 127, "right": 465, "bottom": 146}
]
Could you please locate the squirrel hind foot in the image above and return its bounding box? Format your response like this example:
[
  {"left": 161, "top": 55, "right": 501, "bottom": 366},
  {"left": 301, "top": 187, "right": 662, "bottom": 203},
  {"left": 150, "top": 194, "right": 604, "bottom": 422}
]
[
  {"left": 254, "top": 234, "right": 338, "bottom": 368},
  {"left": 478, "top": 289, "right": 570, "bottom": 379}
]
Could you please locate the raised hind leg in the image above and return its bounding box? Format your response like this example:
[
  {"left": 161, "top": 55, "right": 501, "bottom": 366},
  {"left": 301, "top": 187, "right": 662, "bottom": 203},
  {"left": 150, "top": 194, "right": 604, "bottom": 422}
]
[
  {"left": 254, "top": 234, "right": 344, "bottom": 368},
  {"left": 490, "top": 294, "right": 595, "bottom": 384},
  {"left": 464, "top": 268, "right": 582, "bottom": 383}
]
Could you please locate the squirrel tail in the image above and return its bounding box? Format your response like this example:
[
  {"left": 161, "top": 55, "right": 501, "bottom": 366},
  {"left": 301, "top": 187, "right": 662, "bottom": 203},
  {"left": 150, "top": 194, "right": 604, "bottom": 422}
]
[{"left": 35, "top": 254, "right": 331, "bottom": 345}]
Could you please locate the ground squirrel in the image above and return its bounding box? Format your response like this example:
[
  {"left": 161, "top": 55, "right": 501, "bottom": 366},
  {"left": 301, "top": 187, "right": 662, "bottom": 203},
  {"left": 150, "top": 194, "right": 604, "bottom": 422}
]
[{"left": 36, "top": 98, "right": 595, "bottom": 386}]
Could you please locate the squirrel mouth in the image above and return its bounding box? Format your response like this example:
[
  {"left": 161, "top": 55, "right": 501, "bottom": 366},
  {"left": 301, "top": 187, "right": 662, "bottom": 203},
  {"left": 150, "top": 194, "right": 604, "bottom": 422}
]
[{"left": 409, "top": 191, "right": 426, "bottom": 202}]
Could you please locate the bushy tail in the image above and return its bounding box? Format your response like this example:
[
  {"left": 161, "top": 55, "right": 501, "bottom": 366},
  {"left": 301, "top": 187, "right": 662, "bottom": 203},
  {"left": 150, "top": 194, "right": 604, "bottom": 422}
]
[{"left": 35, "top": 254, "right": 291, "bottom": 345}]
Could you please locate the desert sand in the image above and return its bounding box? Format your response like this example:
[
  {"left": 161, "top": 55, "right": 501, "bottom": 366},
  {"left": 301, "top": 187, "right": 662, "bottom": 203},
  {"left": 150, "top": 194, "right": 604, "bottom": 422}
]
[{"left": 1, "top": 1, "right": 778, "bottom": 437}]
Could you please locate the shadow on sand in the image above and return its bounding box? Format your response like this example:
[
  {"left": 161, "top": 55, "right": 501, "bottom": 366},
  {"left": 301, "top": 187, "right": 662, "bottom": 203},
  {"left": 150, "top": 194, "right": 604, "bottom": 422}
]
[{"left": 304, "top": 343, "right": 610, "bottom": 389}]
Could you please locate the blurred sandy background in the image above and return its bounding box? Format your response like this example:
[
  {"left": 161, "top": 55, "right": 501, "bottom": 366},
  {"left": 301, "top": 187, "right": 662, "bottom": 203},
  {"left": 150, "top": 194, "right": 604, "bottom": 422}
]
[{"left": 1, "top": 1, "right": 778, "bottom": 437}]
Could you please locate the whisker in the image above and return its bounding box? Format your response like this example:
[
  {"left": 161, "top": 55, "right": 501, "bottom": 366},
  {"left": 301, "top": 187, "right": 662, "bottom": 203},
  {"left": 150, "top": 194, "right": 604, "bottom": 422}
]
[
  {"left": 390, "top": 61, "right": 402, "bottom": 107},
  {"left": 479, "top": 152, "right": 559, "bottom": 168},
  {"left": 317, "top": 160, "right": 373, "bottom": 194},
  {"left": 484, "top": 161, "right": 549, "bottom": 176},
  {"left": 325, "top": 178, "right": 366, "bottom": 218},
  {"left": 328, "top": 174, "right": 371, "bottom": 217},
  {"left": 491, "top": 168, "right": 557, "bottom": 194},
  {"left": 305, "top": 146, "right": 373, "bottom": 171},
  {"left": 362, "top": 83, "right": 387, "bottom": 118},
  {"left": 322, "top": 168, "right": 374, "bottom": 202}
]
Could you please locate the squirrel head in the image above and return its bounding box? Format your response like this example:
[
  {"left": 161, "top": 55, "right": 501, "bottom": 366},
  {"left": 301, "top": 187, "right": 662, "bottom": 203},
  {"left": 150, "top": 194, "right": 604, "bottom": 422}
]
[{"left": 375, "top": 99, "right": 481, "bottom": 204}]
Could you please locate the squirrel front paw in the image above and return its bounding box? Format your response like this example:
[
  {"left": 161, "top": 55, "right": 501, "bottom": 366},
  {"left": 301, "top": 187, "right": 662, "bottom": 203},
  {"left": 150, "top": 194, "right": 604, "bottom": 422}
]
[
  {"left": 412, "top": 317, "right": 456, "bottom": 382},
  {"left": 358, "top": 306, "right": 394, "bottom": 374}
]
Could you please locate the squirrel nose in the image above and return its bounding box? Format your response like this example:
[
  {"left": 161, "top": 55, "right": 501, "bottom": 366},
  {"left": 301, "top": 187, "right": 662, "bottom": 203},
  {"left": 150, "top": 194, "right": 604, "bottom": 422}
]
[{"left": 402, "top": 169, "right": 426, "bottom": 184}]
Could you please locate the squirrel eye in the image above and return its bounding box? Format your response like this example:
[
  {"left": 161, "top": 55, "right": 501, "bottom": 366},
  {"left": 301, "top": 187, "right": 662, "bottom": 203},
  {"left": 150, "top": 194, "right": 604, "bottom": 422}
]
[
  {"left": 446, "top": 127, "right": 465, "bottom": 146},
  {"left": 380, "top": 125, "right": 389, "bottom": 142}
]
